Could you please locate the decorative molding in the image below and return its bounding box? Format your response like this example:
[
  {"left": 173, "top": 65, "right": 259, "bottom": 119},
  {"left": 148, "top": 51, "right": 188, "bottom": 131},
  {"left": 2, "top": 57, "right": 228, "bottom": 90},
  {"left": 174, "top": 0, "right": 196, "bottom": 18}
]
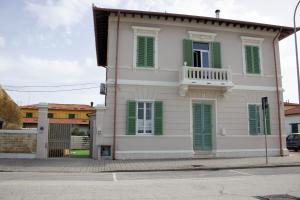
[
  {"left": 240, "top": 36, "right": 264, "bottom": 45},
  {"left": 188, "top": 31, "right": 217, "bottom": 42},
  {"left": 106, "top": 79, "right": 283, "bottom": 91}
]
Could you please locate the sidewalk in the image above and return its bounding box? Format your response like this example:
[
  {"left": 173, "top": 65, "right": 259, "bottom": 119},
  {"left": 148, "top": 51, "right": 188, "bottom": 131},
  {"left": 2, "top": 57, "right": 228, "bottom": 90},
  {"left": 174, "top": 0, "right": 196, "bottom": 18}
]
[{"left": 0, "top": 152, "right": 299, "bottom": 173}]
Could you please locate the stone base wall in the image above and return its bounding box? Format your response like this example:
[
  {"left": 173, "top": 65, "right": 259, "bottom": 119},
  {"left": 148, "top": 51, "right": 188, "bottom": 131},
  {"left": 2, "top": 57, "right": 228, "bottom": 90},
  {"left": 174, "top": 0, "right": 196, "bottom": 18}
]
[{"left": 0, "top": 129, "right": 37, "bottom": 153}]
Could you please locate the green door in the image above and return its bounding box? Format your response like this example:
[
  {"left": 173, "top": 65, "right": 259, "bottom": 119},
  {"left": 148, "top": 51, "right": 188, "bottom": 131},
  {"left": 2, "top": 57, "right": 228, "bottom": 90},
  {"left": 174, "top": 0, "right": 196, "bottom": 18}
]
[{"left": 193, "top": 103, "right": 212, "bottom": 150}]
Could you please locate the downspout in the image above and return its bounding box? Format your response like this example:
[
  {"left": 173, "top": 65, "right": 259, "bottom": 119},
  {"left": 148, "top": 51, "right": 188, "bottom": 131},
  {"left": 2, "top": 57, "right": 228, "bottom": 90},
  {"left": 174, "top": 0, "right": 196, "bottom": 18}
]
[
  {"left": 272, "top": 27, "right": 283, "bottom": 156},
  {"left": 112, "top": 11, "right": 120, "bottom": 160}
]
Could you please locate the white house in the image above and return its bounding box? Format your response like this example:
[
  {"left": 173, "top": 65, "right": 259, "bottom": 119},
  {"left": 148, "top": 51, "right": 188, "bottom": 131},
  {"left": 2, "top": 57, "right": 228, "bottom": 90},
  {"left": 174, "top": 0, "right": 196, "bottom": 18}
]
[{"left": 92, "top": 7, "right": 297, "bottom": 159}]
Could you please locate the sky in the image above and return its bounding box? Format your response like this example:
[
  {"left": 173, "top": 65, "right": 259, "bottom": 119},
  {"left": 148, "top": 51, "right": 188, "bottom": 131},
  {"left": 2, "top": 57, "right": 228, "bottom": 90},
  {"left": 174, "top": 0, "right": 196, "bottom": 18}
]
[{"left": 0, "top": 0, "right": 299, "bottom": 106}]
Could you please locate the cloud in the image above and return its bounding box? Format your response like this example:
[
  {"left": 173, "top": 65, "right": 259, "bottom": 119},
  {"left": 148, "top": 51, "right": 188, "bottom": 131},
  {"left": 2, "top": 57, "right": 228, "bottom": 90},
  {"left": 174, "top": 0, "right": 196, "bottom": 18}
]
[
  {"left": 25, "top": 0, "right": 93, "bottom": 30},
  {"left": 0, "top": 55, "right": 104, "bottom": 84},
  {"left": 0, "top": 35, "right": 5, "bottom": 48}
]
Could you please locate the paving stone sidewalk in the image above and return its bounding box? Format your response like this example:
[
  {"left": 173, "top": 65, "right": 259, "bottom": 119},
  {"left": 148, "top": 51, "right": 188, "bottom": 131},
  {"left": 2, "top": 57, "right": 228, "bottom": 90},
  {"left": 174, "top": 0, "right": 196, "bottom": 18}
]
[{"left": 0, "top": 152, "right": 299, "bottom": 173}]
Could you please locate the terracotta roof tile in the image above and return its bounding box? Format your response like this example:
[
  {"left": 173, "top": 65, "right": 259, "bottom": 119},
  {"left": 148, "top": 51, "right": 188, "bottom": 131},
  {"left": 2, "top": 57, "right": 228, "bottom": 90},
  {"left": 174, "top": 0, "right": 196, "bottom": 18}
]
[
  {"left": 22, "top": 118, "right": 89, "bottom": 125},
  {"left": 285, "top": 107, "right": 300, "bottom": 116},
  {"left": 20, "top": 103, "right": 95, "bottom": 111}
]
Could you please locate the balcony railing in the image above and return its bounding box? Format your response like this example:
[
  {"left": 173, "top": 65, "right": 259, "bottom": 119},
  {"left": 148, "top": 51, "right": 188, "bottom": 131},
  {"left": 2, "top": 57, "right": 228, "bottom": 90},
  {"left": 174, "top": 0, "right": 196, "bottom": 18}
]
[{"left": 179, "top": 66, "right": 233, "bottom": 95}]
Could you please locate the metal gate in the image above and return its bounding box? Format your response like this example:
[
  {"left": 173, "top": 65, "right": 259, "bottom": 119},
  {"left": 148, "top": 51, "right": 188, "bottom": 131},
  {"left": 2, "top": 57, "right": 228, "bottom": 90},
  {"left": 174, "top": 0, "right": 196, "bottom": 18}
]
[{"left": 48, "top": 123, "right": 71, "bottom": 158}]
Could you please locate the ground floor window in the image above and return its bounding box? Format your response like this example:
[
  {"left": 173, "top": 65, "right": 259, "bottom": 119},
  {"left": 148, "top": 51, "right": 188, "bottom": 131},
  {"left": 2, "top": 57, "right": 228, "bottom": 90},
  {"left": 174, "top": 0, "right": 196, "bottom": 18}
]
[
  {"left": 248, "top": 104, "right": 271, "bottom": 135},
  {"left": 137, "top": 101, "right": 153, "bottom": 134},
  {"left": 291, "top": 123, "right": 299, "bottom": 133}
]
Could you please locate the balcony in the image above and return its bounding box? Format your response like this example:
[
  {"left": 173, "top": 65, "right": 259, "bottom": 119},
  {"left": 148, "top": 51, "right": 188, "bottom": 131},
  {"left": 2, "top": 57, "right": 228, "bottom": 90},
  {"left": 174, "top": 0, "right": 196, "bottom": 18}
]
[{"left": 179, "top": 66, "right": 234, "bottom": 96}]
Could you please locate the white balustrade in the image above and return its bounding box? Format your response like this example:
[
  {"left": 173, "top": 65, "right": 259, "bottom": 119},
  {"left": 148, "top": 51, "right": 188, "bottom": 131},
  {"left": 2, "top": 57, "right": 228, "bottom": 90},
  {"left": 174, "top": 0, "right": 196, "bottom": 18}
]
[{"left": 180, "top": 66, "right": 232, "bottom": 84}]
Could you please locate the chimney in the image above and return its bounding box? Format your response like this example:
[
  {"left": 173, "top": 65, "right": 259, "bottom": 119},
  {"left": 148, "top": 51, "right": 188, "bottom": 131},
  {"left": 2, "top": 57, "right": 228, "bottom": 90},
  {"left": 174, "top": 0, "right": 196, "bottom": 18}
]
[
  {"left": 215, "top": 9, "right": 220, "bottom": 19},
  {"left": 90, "top": 102, "right": 94, "bottom": 107}
]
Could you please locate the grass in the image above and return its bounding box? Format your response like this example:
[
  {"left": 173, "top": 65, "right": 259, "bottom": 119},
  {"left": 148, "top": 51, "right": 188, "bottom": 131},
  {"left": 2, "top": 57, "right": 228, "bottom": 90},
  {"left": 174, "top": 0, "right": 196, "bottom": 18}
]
[{"left": 70, "top": 149, "right": 90, "bottom": 157}]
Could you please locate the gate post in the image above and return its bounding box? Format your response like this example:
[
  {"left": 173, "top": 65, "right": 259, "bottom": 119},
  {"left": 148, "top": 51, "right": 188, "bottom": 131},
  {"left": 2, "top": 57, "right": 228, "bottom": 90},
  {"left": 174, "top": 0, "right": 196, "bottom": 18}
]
[
  {"left": 36, "top": 103, "right": 48, "bottom": 159},
  {"left": 92, "top": 105, "right": 106, "bottom": 159}
]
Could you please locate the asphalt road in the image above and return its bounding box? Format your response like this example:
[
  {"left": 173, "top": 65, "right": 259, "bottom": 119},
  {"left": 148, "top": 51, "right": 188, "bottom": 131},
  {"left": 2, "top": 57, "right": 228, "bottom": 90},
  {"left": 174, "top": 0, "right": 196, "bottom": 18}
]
[{"left": 0, "top": 167, "right": 299, "bottom": 200}]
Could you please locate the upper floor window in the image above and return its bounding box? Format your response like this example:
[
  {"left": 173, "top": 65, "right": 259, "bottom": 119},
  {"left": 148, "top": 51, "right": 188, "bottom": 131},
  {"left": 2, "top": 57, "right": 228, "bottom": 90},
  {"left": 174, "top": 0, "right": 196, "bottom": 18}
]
[
  {"left": 26, "top": 112, "right": 33, "bottom": 118},
  {"left": 68, "top": 114, "right": 75, "bottom": 119},
  {"left": 132, "top": 26, "right": 160, "bottom": 69},
  {"left": 183, "top": 31, "right": 221, "bottom": 68},
  {"left": 241, "top": 36, "right": 264, "bottom": 75},
  {"left": 48, "top": 113, "right": 54, "bottom": 118},
  {"left": 193, "top": 42, "right": 209, "bottom": 68},
  {"left": 137, "top": 36, "right": 154, "bottom": 68}
]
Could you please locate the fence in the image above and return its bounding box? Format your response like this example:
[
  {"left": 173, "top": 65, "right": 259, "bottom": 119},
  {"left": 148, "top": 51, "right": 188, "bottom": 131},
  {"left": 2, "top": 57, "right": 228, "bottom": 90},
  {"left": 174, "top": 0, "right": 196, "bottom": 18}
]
[
  {"left": 0, "top": 129, "right": 37, "bottom": 158},
  {"left": 71, "top": 136, "right": 91, "bottom": 149}
]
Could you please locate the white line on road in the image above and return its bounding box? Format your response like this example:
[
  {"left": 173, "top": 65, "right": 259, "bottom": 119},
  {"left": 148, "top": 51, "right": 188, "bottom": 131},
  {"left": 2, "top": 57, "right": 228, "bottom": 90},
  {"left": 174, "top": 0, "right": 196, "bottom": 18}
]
[
  {"left": 229, "top": 170, "right": 253, "bottom": 176},
  {"left": 112, "top": 173, "right": 118, "bottom": 182}
]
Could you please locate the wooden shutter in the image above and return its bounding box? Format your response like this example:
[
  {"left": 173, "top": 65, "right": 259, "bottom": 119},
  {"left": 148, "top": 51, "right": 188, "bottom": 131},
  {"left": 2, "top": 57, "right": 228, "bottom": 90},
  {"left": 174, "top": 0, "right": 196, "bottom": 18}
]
[
  {"left": 253, "top": 46, "right": 260, "bottom": 74},
  {"left": 137, "top": 36, "right": 146, "bottom": 67},
  {"left": 203, "top": 104, "right": 212, "bottom": 150},
  {"left": 245, "top": 45, "right": 253, "bottom": 73},
  {"left": 248, "top": 104, "right": 258, "bottom": 135},
  {"left": 127, "top": 101, "right": 136, "bottom": 135},
  {"left": 154, "top": 101, "right": 163, "bottom": 135},
  {"left": 266, "top": 107, "right": 271, "bottom": 135},
  {"left": 211, "top": 42, "right": 221, "bottom": 68},
  {"left": 146, "top": 37, "right": 154, "bottom": 67},
  {"left": 183, "top": 39, "right": 193, "bottom": 66}
]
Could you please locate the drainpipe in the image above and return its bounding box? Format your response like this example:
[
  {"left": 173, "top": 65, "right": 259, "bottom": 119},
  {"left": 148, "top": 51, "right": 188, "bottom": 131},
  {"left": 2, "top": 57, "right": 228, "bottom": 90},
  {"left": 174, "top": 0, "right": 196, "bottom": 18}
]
[
  {"left": 112, "top": 11, "right": 120, "bottom": 160},
  {"left": 272, "top": 28, "right": 283, "bottom": 156}
]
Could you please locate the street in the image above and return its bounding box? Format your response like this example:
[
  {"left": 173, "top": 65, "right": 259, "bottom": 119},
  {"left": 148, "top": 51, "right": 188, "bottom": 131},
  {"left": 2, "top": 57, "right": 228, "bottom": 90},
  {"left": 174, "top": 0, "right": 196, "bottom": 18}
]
[{"left": 0, "top": 167, "right": 299, "bottom": 200}]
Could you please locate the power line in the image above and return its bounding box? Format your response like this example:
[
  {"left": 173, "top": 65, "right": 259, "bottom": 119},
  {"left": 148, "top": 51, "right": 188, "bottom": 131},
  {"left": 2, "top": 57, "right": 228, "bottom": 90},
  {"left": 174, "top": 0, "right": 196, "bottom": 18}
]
[
  {"left": 5, "top": 86, "right": 99, "bottom": 93},
  {"left": 1, "top": 82, "right": 99, "bottom": 88}
]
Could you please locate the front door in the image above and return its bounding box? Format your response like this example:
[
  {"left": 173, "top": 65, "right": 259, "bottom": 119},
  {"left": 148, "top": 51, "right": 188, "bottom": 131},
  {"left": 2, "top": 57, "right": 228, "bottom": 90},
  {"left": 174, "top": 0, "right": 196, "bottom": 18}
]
[{"left": 193, "top": 103, "right": 212, "bottom": 150}]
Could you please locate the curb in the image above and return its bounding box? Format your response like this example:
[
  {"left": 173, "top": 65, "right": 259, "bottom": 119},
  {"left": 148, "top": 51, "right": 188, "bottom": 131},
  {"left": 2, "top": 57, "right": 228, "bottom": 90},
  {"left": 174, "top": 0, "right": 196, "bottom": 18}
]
[{"left": 0, "top": 163, "right": 299, "bottom": 173}]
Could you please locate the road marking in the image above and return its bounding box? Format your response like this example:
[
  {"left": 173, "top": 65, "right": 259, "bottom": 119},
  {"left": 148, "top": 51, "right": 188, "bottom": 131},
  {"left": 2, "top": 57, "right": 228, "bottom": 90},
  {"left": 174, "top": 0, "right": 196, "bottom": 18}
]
[
  {"left": 112, "top": 173, "right": 118, "bottom": 182},
  {"left": 229, "top": 170, "right": 253, "bottom": 176}
]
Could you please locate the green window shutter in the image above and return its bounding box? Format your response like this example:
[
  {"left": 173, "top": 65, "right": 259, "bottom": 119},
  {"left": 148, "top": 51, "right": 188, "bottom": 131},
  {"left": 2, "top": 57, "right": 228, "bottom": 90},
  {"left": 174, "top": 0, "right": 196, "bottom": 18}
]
[
  {"left": 137, "top": 36, "right": 146, "bottom": 67},
  {"left": 211, "top": 42, "right": 221, "bottom": 68},
  {"left": 154, "top": 101, "right": 163, "bottom": 135},
  {"left": 146, "top": 37, "right": 154, "bottom": 67},
  {"left": 253, "top": 46, "right": 260, "bottom": 74},
  {"left": 183, "top": 39, "right": 193, "bottom": 66},
  {"left": 248, "top": 104, "right": 258, "bottom": 135},
  {"left": 266, "top": 107, "right": 271, "bottom": 135},
  {"left": 245, "top": 45, "right": 253, "bottom": 73},
  {"left": 127, "top": 101, "right": 136, "bottom": 135}
]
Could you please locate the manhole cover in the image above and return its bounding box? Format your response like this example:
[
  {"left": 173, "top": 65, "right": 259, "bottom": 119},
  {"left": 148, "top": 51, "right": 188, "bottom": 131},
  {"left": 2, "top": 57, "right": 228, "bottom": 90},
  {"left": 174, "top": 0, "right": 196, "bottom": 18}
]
[{"left": 256, "top": 194, "right": 300, "bottom": 200}]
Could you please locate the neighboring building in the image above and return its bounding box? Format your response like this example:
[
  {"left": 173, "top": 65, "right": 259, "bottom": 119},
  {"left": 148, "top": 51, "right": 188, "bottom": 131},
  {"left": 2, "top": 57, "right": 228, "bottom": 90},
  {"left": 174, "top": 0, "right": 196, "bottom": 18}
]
[
  {"left": 20, "top": 104, "right": 95, "bottom": 135},
  {"left": 284, "top": 102, "right": 300, "bottom": 136},
  {"left": 92, "top": 7, "right": 297, "bottom": 159},
  {"left": 0, "top": 87, "right": 22, "bottom": 129}
]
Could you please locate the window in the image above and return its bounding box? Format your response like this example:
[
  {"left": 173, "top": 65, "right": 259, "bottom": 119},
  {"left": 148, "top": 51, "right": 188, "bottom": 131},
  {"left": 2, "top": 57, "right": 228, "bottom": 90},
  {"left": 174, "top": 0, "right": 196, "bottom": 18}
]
[
  {"left": 132, "top": 26, "right": 160, "bottom": 69},
  {"left": 48, "top": 113, "right": 54, "bottom": 118},
  {"left": 137, "top": 102, "right": 153, "bottom": 134},
  {"left": 127, "top": 100, "right": 163, "bottom": 135},
  {"left": 183, "top": 38, "right": 221, "bottom": 68},
  {"left": 248, "top": 104, "right": 271, "bottom": 135},
  {"left": 26, "top": 112, "right": 33, "bottom": 118},
  {"left": 241, "top": 36, "right": 263, "bottom": 75},
  {"left": 291, "top": 123, "right": 299, "bottom": 133},
  {"left": 137, "top": 36, "right": 154, "bottom": 68},
  {"left": 193, "top": 42, "right": 209, "bottom": 68},
  {"left": 245, "top": 45, "right": 260, "bottom": 74},
  {"left": 68, "top": 114, "right": 75, "bottom": 119}
]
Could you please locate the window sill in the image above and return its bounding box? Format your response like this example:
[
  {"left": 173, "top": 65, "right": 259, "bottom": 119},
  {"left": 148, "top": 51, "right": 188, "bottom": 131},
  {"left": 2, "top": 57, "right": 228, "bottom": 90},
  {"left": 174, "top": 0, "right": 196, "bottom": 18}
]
[{"left": 134, "top": 66, "right": 156, "bottom": 70}]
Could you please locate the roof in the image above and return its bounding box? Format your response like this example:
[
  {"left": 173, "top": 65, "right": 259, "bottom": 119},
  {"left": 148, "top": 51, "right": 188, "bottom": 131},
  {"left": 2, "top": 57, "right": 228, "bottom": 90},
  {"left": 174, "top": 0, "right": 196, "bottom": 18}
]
[
  {"left": 20, "top": 103, "right": 95, "bottom": 111},
  {"left": 23, "top": 118, "right": 89, "bottom": 125},
  {"left": 285, "top": 107, "right": 300, "bottom": 116},
  {"left": 284, "top": 102, "right": 299, "bottom": 106},
  {"left": 93, "top": 6, "right": 299, "bottom": 66}
]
